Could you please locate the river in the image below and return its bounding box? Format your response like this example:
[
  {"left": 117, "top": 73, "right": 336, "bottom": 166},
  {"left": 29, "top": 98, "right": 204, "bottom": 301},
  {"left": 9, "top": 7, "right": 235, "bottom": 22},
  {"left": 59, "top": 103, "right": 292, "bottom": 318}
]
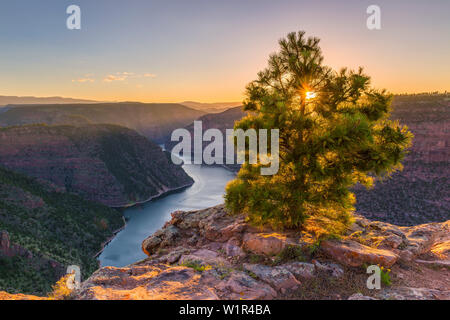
[{"left": 98, "top": 163, "right": 236, "bottom": 267}]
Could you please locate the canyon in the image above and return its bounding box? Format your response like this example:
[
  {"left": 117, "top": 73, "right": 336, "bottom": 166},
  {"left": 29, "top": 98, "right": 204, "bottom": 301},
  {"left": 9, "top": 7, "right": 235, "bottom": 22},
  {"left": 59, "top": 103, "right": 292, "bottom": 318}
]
[{"left": 0, "top": 93, "right": 447, "bottom": 299}]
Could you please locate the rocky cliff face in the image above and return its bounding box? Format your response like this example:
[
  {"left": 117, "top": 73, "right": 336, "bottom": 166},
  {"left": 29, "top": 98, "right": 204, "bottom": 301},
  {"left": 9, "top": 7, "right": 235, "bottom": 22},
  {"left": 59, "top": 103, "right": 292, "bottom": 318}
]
[
  {"left": 74, "top": 205, "right": 449, "bottom": 300},
  {"left": 354, "top": 94, "right": 449, "bottom": 225},
  {"left": 0, "top": 231, "right": 33, "bottom": 259},
  {"left": 0, "top": 124, "right": 193, "bottom": 207}
]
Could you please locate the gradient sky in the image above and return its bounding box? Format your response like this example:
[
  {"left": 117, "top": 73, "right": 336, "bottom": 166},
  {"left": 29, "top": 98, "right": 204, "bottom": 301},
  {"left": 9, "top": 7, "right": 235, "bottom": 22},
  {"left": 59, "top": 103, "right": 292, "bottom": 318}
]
[{"left": 0, "top": 0, "right": 449, "bottom": 102}]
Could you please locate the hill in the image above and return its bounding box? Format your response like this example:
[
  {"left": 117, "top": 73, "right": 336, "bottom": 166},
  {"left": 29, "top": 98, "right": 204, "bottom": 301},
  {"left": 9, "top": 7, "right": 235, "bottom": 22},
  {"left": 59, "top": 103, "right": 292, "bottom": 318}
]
[
  {"left": 179, "top": 101, "right": 242, "bottom": 113},
  {"left": 0, "top": 95, "right": 99, "bottom": 106},
  {"left": 0, "top": 124, "right": 194, "bottom": 207},
  {"left": 0, "top": 166, "right": 124, "bottom": 295},
  {"left": 0, "top": 103, "right": 205, "bottom": 143}
]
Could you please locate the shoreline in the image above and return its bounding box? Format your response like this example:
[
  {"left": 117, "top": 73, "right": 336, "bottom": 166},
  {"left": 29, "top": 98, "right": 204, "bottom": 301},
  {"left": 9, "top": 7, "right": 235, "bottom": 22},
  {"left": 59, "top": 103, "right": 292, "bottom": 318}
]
[
  {"left": 111, "top": 181, "right": 195, "bottom": 209},
  {"left": 94, "top": 181, "right": 195, "bottom": 261},
  {"left": 94, "top": 215, "right": 127, "bottom": 259}
]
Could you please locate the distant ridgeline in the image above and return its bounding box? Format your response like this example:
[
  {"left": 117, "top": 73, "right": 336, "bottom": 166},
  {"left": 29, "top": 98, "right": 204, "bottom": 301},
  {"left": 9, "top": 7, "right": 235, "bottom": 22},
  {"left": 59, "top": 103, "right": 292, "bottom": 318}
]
[
  {"left": 0, "top": 166, "right": 124, "bottom": 295},
  {"left": 0, "top": 102, "right": 204, "bottom": 143}
]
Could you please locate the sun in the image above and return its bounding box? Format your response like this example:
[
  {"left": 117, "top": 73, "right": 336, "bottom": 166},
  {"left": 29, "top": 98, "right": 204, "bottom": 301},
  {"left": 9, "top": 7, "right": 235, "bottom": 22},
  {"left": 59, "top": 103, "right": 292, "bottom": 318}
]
[{"left": 306, "top": 91, "right": 317, "bottom": 100}]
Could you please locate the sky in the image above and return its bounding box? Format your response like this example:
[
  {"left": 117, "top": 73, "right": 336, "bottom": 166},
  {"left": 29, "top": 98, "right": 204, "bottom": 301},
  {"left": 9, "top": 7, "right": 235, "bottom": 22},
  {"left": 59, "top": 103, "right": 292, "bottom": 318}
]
[{"left": 0, "top": 0, "right": 449, "bottom": 103}]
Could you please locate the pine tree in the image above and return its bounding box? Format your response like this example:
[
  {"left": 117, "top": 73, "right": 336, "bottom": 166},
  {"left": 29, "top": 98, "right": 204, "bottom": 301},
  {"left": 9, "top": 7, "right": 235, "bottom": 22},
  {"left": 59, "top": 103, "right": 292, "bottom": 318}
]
[{"left": 225, "top": 31, "right": 412, "bottom": 238}]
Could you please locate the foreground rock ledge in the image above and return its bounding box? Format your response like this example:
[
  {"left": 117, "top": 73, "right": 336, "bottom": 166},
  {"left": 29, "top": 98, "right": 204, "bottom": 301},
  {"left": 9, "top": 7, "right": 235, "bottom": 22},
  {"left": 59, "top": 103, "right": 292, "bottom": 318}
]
[{"left": 73, "top": 205, "right": 449, "bottom": 300}]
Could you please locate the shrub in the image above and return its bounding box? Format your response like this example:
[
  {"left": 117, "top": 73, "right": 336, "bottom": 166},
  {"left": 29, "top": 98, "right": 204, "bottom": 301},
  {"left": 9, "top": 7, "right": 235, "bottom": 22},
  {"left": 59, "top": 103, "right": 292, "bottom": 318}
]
[{"left": 47, "top": 274, "right": 74, "bottom": 300}]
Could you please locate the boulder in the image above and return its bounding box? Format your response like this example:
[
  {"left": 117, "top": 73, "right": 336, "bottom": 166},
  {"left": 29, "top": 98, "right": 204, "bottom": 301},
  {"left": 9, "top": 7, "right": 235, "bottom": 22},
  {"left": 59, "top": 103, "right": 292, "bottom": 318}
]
[
  {"left": 397, "top": 249, "right": 414, "bottom": 262},
  {"left": 242, "top": 233, "right": 287, "bottom": 256},
  {"left": 321, "top": 239, "right": 398, "bottom": 267},
  {"left": 200, "top": 218, "right": 246, "bottom": 243},
  {"left": 142, "top": 225, "right": 180, "bottom": 255},
  {"left": 378, "top": 234, "right": 404, "bottom": 249},
  {"left": 171, "top": 209, "right": 211, "bottom": 229},
  {"left": 224, "top": 238, "right": 246, "bottom": 258}
]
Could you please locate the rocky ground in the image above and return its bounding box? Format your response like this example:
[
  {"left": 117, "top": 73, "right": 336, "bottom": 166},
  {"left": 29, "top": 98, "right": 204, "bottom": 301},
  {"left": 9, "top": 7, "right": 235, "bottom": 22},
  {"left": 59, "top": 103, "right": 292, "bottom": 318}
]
[{"left": 73, "top": 205, "right": 449, "bottom": 300}]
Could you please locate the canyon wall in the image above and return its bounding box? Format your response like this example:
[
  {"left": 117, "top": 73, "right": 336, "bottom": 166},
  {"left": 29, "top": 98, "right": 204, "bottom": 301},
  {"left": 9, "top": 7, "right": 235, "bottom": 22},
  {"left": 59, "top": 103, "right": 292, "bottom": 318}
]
[{"left": 0, "top": 124, "right": 194, "bottom": 207}]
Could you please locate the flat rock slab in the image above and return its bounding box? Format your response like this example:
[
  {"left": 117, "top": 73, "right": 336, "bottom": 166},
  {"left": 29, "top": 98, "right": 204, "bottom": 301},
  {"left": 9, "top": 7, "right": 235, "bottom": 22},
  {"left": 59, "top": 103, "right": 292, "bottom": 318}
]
[
  {"left": 348, "top": 293, "right": 377, "bottom": 300},
  {"left": 280, "top": 262, "right": 316, "bottom": 279},
  {"left": 179, "top": 249, "right": 229, "bottom": 267},
  {"left": 430, "top": 240, "right": 450, "bottom": 260},
  {"left": 378, "top": 287, "right": 450, "bottom": 300},
  {"left": 243, "top": 263, "right": 301, "bottom": 292},
  {"left": 77, "top": 265, "right": 219, "bottom": 300},
  {"left": 313, "top": 260, "right": 344, "bottom": 278},
  {"left": 215, "top": 271, "right": 277, "bottom": 300},
  {"left": 415, "top": 259, "right": 450, "bottom": 268}
]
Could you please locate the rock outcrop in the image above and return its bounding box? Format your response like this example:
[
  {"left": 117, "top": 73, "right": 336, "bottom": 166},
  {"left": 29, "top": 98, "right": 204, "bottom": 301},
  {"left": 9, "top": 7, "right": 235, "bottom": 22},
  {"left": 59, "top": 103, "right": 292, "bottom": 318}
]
[
  {"left": 74, "top": 205, "right": 450, "bottom": 300},
  {"left": 0, "top": 230, "right": 33, "bottom": 259},
  {"left": 0, "top": 291, "right": 46, "bottom": 300}
]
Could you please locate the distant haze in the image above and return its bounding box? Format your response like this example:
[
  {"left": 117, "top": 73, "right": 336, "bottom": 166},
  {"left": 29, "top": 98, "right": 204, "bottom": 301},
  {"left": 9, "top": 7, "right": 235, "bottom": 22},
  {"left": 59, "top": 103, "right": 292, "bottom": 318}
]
[
  {"left": 179, "top": 101, "right": 242, "bottom": 113},
  {"left": 0, "top": 95, "right": 100, "bottom": 106},
  {"left": 0, "top": 95, "right": 242, "bottom": 114}
]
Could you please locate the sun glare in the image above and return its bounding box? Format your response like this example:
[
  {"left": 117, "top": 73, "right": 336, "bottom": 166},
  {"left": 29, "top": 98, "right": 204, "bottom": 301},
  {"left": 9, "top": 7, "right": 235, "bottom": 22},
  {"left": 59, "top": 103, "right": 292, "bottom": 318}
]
[{"left": 306, "top": 91, "right": 317, "bottom": 100}]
